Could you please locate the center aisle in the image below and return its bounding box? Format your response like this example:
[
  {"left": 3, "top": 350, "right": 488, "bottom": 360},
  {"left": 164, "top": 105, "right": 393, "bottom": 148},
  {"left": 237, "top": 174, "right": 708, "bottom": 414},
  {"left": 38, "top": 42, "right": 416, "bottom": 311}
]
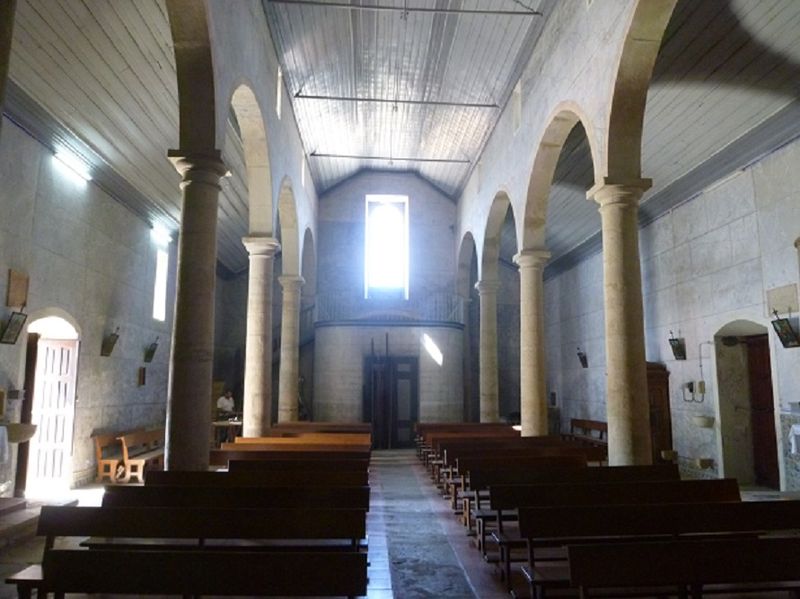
[{"left": 368, "top": 449, "right": 509, "bottom": 599}]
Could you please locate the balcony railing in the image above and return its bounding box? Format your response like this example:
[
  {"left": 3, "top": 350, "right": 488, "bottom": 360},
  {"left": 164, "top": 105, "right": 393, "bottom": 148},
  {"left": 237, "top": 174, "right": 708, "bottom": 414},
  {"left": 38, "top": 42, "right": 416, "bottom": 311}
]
[{"left": 316, "top": 292, "right": 465, "bottom": 325}]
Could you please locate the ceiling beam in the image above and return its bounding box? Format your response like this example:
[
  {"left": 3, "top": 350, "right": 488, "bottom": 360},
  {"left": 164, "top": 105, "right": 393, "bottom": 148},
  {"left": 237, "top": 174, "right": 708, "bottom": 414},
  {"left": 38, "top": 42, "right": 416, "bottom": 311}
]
[
  {"left": 267, "top": 0, "right": 541, "bottom": 16},
  {"left": 310, "top": 151, "right": 469, "bottom": 164},
  {"left": 295, "top": 92, "right": 498, "bottom": 109}
]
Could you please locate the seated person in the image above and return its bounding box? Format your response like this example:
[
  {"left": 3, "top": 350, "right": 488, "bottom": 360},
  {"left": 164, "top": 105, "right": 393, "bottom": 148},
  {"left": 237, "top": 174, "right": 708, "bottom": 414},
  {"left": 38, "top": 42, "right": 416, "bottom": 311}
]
[{"left": 216, "top": 390, "right": 235, "bottom": 417}]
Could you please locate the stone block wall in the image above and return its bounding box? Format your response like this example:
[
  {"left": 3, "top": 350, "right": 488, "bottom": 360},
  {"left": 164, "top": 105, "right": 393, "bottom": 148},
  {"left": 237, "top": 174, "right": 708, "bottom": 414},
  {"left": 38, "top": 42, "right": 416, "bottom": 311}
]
[
  {"left": 0, "top": 118, "right": 175, "bottom": 490},
  {"left": 544, "top": 136, "right": 800, "bottom": 487}
]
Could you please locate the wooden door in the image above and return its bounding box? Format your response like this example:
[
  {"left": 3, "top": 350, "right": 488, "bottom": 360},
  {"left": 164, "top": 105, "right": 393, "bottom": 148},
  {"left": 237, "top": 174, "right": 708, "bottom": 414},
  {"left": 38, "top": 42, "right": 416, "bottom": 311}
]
[
  {"left": 646, "top": 362, "right": 673, "bottom": 463},
  {"left": 745, "top": 335, "right": 779, "bottom": 488},
  {"left": 363, "top": 356, "right": 419, "bottom": 449},
  {"left": 27, "top": 339, "right": 79, "bottom": 492}
]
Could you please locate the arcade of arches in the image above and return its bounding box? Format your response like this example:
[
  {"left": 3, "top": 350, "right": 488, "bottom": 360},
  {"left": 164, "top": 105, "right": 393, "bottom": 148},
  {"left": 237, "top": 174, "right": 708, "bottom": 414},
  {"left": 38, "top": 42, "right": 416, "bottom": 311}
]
[{"left": 0, "top": 0, "right": 799, "bottom": 495}]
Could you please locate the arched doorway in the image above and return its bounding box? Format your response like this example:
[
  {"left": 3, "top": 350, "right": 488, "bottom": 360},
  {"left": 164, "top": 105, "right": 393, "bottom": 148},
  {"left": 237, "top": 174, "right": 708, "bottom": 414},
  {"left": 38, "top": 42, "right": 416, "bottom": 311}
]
[
  {"left": 715, "top": 320, "right": 778, "bottom": 488},
  {"left": 22, "top": 315, "right": 80, "bottom": 497}
]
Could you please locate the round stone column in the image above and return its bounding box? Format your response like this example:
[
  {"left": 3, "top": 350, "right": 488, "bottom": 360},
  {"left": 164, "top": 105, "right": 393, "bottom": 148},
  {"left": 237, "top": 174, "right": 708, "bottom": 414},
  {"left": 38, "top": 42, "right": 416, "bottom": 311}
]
[
  {"left": 277, "top": 275, "right": 305, "bottom": 422},
  {"left": 475, "top": 279, "right": 500, "bottom": 423},
  {"left": 589, "top": 178, "right": 652, "bottom": 465},
  {"left": 241, "top": 236, "right": 280, "bottom": 436},
  {"left": 514, "top": 249, "right": 551, "bottom": 436},
  {"left": 165, "top": 151, "right": 226, "bottom": 470}
]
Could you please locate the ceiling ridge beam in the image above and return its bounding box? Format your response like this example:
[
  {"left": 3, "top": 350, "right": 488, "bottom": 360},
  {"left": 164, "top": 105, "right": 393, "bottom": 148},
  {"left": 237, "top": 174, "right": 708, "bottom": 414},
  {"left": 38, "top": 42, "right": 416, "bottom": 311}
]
[
  {"left": 267, "top": 0, "right": 541, "bottom": 17},
  {"left": 295, "top": 91, "right": 498, "bottom": 109},
  {"left": 311, "top": 151, "right": 470, "bottom": 164}
]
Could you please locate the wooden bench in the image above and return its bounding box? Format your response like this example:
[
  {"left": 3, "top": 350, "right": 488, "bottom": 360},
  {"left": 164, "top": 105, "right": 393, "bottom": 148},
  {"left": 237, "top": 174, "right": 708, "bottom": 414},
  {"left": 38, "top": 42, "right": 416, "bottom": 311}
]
[
  {"left": 6, "top": 504, "right": 368, "bottom": 598},
  {"left": 487, "top": 464, "right": 681, "bottom": 587},
  {"left": 210, "top": 448, "right": 369, "bottom": 466},
  {"left": 563, "top": 418, "right": 607, "bottom": 447},
  {"left": 42, "top": 549, "right": 367, "bottom": 598},
  {"left": 569, "top": 537, "right": 800, "bottom": 598},
  {"left": 117, "top": 428, "right": 164, "bottom": 483},
  {"left": 102, "top": 484, "right": 371, "bottom": 510},
  {"left": 228, "top": 457, "right": 370, "bottom": 473},
  {"left": 145, "top": 469, "right": 369, "bottom": 487},
  {"left": 513, "top": 479, "right": 741, "bottom": 597},
  {"left": 235, "top": 432, "right": 372, "bottom": 446},
  {"left": 92, "top": 432, "right": 124, "bottom": 483}
]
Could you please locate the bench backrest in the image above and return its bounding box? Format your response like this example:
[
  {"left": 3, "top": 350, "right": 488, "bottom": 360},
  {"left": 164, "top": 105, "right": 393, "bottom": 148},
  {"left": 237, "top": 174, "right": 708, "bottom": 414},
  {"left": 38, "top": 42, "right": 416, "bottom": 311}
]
[
  {"left": 145, "top": 469, "right": 368, "bottom": 487},
  {"left": 37, "top": 505, "right": 366, "bottom": 542},
  {"left": 457, "top": 447, "right": 605, "bottom": 472},
  {"left": 118, "top": 428, "right": 164, "bottom": 457},
  {"left": 440, "top": 437, "right": 566, "bottom": 463},
  {"left": 520, "top": 499, "right": 800, "bottom": 540},
  {"left": 510, "top": 478, "right": 739, "bottom": 512},
  {"left": 568, "top": 537, "right": 800, "bottom": 591},
  {"left": 466, "top": 456, "right": 587, "bottom": 490},
  {"left": 570, "top": 418, "right": 607, "bottom": 437},
  {"left": 272, "top": 422, "right": 372, "bottom": 434},
  {"left": 210, "top": 448, "right": 369, "bottom": 466},
  {"left": 490, "top": 464, "right": 680, "bottom": 509},
  {"left": 235, "top": 433, "right": 371, "bottom": 445},
  {"left": 102, "top": 484, "right": 371, "bottom": 510},
  {"left": 228, "top": 458, "right": 369, "bottom": 473},
  {"left": 92, "top": 433, "right": 121, "bottom": 461},
  {"left": 220, "top": 442, "right": 371, "bottom": 453},
  {"left": 43, "top": 549, "right": 367, "bottom": 597}
]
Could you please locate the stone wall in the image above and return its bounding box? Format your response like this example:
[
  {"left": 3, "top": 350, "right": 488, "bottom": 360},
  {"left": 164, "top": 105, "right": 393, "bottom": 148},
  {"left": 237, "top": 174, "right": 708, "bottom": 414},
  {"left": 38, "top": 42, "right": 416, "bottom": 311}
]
[
  {"left": 314, "top": 171, "right": 462, "bottom": 421},
  {"left": 0, "top": 117, "right": 175, "bottom": 490},
  {"left": 213, "top": 271, "right": 248, "bottom": 407},
  {"left": 544, "top": 136, "right": 800, "bottom": 487}
]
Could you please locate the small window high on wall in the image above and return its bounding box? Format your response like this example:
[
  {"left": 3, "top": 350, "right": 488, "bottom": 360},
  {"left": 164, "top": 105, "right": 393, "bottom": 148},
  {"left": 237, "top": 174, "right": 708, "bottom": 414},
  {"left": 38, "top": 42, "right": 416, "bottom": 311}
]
[{"left": 365, "top": 195, "right": 409, "bottom": 299}]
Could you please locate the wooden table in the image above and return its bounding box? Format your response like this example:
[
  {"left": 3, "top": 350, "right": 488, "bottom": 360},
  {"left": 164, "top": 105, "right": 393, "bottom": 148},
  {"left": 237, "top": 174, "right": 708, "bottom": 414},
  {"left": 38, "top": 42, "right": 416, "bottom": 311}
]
[{"left": 212, "top": 419, "right": 243, "bottom": 445}]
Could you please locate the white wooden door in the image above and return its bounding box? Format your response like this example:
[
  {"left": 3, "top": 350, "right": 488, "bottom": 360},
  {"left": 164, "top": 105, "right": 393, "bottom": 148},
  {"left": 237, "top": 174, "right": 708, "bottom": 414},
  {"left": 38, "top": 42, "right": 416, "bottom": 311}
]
[{"left": 27, "top": 339, "right": 78, "bottom": 493}]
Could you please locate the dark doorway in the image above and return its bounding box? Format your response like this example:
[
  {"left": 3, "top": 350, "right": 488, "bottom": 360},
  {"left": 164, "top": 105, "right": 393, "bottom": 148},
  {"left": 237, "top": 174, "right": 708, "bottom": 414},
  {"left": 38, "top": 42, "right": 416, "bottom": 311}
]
[
  {"left": 745, "top": 335, "right": 779, "bottom": 488},
  {"left": 363, "top": 356, "right": 419, "bottom": 449}
]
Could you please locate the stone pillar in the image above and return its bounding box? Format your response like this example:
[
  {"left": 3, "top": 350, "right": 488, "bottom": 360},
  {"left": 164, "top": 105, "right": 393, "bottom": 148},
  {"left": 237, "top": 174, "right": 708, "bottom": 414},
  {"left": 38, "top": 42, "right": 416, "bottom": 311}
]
[
  {"left": 165, "top": 151, "right": 227, "bottom": 471},
  {"left": 514, "top": 249, "right": 551, "bottom": 436},
  {"left": 277, "top": 275, "right": 304, "bottom": 422},
  {"left": 241, "top": 236, "right": 280, "bottom": 436},
  {"left": 588, "top": 178, "right": 653, "bottom": 465},
  {"left": 476, "top": 279, "right": 500, "bottom": 423}
]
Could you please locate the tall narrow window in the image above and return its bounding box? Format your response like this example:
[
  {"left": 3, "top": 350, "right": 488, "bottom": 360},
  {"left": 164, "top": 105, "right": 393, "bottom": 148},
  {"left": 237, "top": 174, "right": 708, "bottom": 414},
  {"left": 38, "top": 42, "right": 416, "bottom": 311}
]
[
  {"left": 365, "top": 195, "right": 409, "bottom": 299},
  {"left": 152, "top": 249, "right": 169, "bottom": 321},
  {"left": 276, "top": 67, "right": 283, "bottom": 119}
]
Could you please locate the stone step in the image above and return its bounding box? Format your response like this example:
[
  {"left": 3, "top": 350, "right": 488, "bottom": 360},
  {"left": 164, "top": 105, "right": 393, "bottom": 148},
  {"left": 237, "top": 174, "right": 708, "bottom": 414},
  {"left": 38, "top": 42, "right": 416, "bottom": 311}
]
[{"left": 0, "top": 498, "right": 26, "bottom": 518}]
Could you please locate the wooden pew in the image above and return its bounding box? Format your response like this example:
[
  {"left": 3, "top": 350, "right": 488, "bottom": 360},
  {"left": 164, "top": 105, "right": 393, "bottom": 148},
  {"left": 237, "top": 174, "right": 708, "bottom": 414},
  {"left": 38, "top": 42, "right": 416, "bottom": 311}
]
[
  {"left": 569, "top": 537, "right": 800, "bottom": 598},
  {"left": 210, "top": 448, "right": 369, "bottom": 467},
  {"left": 6, "top": 505, "right": 368, "bottom": 598},
  {"left": 102, "top": 484, "right": 371, "bottom": 510},
  {"left": 271, "top": 421, "right": 372, "bottom": 434},
  {"left": 27, "top": 550, "right": 367, "bottom": 598},
  {"left": 235, "top": 432, "right": 371, "bottom": 445},
  {"left": 221, "top": 441, "right": 371, "bottom": 452},
  {"left": 420, "top": 429, "right": 519, "bottom": 466},
  {"left": 487, "top": 464, "right": 681, "bottom": 585},
  {"left": 228, "top": 458, "right": 369, "bottom": 472},
  {"left": 91, "top": 432, "right": 124, "bottom": 483},
  {"left": 117, "top": 428, "right": 165, "bottom": 483},
  {"left": 146, "top": 469, "right": 369, "bottom": 487},
  {"left": 511, "top": 479, "right": 741, "bottom": 597},
  {"left": 563, "top": 418, "right": 607, "bottom": 448}
]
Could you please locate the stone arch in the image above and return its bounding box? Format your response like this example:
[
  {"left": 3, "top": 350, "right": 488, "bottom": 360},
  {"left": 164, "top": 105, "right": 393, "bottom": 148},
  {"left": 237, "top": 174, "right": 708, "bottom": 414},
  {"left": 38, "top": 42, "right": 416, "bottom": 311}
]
[
  {"left": 165, "top": 0, "right": 218, "bottom": 151},
  {"left": 230, "top": 82, "right": 272, "bottom": 234},
  {"left": 276, "top": 177, "right": 300, "bottom": 276},
  {"left": 605, "top": 0, "right": 677, "bottom": 180},
  {"left": 25, "top": 308, "right": 82, "bottom": 339},
  {"left": 522, "top": 103, "right": 600, "bottom": 250},
  {"left": 480, "top": 190, "right": 515, "bottom": 281}
]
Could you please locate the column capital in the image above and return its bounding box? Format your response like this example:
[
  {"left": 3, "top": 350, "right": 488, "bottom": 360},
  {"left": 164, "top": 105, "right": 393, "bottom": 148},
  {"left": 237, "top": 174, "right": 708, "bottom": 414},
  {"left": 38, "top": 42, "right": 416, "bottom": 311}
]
[
  {"left": 167, "top": 149, "right": 227, "bottom": 181},
  {"left": 513, "top": 248, "right": 551, "bottom": 269},
  {"left": 242, "top": 236, "right": 281, "bottom": 257},
  {"left": 475, "top": 279, "right": 500, "bottom": 295},
  {"left": 587, "top": 177, "right": 652, "bottom": 208},
  {"left": 279, "top": 275, "right": 305, "bottom": 291}
]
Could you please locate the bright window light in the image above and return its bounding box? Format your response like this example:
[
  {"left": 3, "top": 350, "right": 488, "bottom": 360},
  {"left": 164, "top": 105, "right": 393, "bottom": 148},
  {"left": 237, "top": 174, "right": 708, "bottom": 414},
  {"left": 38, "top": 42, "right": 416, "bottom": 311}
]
[
  {"left": 364, "top": 195, "right": 408, "bottom": 298},
  {"left": 422, "top": 333, "right": 443, "bottom": 366},
  {"left": 53, "top": 149, "right": 92, "bottom": 182},
  {"left": 150, "top": 224, "right": 173, "bottom": 248},
  {"left": 152, "top": 249, "right": 169, "bottom": 321},
  {"left": 276, "top": 67, "right": 283, "bottom": 119}
]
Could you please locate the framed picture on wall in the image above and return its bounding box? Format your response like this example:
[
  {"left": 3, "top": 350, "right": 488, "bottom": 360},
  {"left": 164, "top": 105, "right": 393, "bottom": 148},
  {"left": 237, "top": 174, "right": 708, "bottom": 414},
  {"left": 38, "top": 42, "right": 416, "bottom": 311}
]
[
  {"left": 772, "top": 317, "right": 800, "bottom": 348},
  {"left": 0, "top": 311, "right": 27, "bottom": 345}
]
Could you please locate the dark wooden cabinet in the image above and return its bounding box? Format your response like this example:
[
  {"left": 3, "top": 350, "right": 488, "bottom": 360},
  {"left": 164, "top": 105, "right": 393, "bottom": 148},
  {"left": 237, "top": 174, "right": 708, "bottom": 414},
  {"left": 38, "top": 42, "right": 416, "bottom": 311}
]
[{"left": 647, "top": 362, "right": 673, "bottom": 463}]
